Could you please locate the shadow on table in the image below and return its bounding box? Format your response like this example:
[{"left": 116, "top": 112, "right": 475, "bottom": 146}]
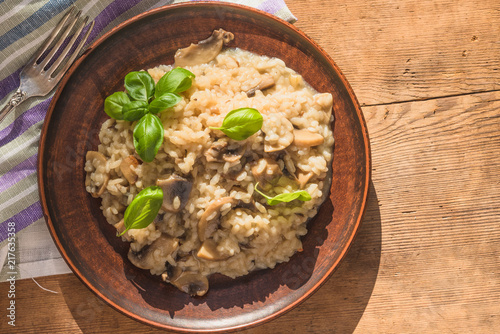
[{"left": 310, "top": 181, "right": 382, "bottom": 333}]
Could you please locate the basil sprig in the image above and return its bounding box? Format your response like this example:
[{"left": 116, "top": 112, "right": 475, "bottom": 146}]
[
  {"left": 210, "top": 108, "right": 263, "bottom": 141},
  {"left": 104, "top": 68, "right": 195, "bottom": 162},
  {"left": 119, "top": 186, "right": 163, "bottom": 236},
  {"left": 254, "top": 182, "right": 312, "bottom": 206}
]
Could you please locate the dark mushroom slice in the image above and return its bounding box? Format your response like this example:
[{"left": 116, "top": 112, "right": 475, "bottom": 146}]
[
  {"left": 246, "top": 74, "right": 276, "bottom": 97},
  {"left": 86, "top": 151, "right": 109, "bottom": 198},
  {"left": 198, "top": 197, "right": 256, "bottom": 241},
  {"left": 293, "top": 129, "right": 324, "bottom": 147},
  {"left": 205, "top": 140, "right": 246, "bottom": 163},
  {"left": 223, "top": 145, "right": 246, "bottom": 163},
  {"left": 128, "top": 235, "right": 179, "bottom": 270},
  {"left": 251, "top": 157, "right": 283, "bottom": 189},
  {"left": 120, "top": 155, "right": 139, "bottom": 185},
  {"left": 156, "top": 175, "right": 193, "bottom": 213},
  {"left": 169, "top": 272, "right": 209, "bottom": 297},
  {"left": 161, "top": 262, "right": 183, "bottom": 282},
  {"left": 198, "top": 197, "right": 237, "bottom": 241},
  {"left": 205, "top": 140, "right": 228, "bottom": 162},
  {"left": 197, "top": 239, "right": 231, "bottom": 261},
  {"left": 174, "top": 29, "right": 234, "bottom": 67}
]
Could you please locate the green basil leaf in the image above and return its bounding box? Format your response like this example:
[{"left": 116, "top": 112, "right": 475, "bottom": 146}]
[
  {"left": 210, "top": 108, "right": 263, "bottom": 141},
  {"left": 124, "top": 71, "right": 155, "bottom": 102},
  {"left": 254, "top": 182, "right": 312, "bottom": 206},
  {"left": 148, "top": 93, "right": 182, "bottom": 114},
  {"left": 133, "top": 114, "right": 164, "bottom": 163},
  {"left": 156, "top": 68, "right": 195, "bottom": 96},
  {"left": 120, "top": 186, "right": 163, "bottom": 235},
  {"left": 104, "top": 91, "right": 130, "bottom": 120},
  {"left": 122, "top": 100, "right": 149, "bottom": 121}
]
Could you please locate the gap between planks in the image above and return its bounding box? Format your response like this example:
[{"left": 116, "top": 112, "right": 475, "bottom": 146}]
[{"left": 361, "top": 89, "right": 500, "bottom": 107}]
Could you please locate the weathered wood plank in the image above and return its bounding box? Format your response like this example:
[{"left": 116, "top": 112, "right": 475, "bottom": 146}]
[
  {"left": 288, "top": 0, "right": 500, "bottom": 105},
  {"left": 352, "top": 91, "right": 500, "bottom": 333}
]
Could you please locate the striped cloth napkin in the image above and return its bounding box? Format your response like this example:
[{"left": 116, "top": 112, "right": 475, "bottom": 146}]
[{"left": 0, "top": 0, "right": 296, "bottom": 281}]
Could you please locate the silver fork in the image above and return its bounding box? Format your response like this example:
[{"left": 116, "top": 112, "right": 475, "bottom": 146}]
[{"left": 0, "top": 7, "right": 94, "bottom": 123}]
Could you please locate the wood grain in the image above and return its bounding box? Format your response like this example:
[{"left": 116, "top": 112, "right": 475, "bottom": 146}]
[{"left": 288, "top": 0, "right": 500, "bottom": 105}]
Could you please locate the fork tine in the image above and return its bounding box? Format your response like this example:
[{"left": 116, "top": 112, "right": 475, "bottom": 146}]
[
  {"left": 52, "top": 20, "right": 95, "bottom": 82},
  {"left": 38, "top": 9, "right": 81, "bottom": 70},
  {"left": 46, "top": 16, "right": 89, "bottom": 77},
  {"left": 26, "top": 7, "right": 76, "bottom": 66}
]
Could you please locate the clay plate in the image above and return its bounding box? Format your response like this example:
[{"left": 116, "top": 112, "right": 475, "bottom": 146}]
[{"left": 38, "top": 2, "right": 370, "bottom": 332}]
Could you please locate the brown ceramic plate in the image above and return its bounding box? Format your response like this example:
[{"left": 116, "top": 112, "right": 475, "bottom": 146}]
[{"left": 38, "top": 2, "right": 370, "bottom": 332}]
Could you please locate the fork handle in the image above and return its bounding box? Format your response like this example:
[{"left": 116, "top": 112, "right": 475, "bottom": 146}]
[{"left": 0, "top": 89, "right": 28, "bottom": 123}]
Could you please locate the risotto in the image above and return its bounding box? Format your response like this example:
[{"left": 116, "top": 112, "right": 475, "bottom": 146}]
[{"left": 85, "top": 30, "right": 334, "bottom": 296}]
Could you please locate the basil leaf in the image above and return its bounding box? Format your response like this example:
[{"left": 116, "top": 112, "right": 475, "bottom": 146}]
[
  {"left": 124, "top": 71, "right": 155, "bottom": 102},
  {"left": 156, "top": 68, "right": 195, "bottom": 96},
  {"left": 148, "top": 93, "right": 182, "bottom": 114},
  {"left": 104, "top": 91, "right": 130, "bottom": 120},
  {"left": 210, "top": 108, "right": 263, "bottom": 140},
  {"left": 254, "top": 182, "right": 312, "bottom": 206},
  {"left": 122, "top": 100, "right": 149, "bottom": 121},
  {"left": 120, "top": 186, "right": 163, "bottom": 235},
  {"left": 133, "top": 114, "right": 164, "bottom": 163}
]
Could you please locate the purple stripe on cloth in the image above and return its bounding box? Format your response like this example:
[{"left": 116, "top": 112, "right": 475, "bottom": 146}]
[
  {"left": 87, "top": 0, "right": 144, "bottom": 43},
  {"left": 0, "top": 154, "right": 37, "bottom": 193},
  {"left": 0, "top": 201, "right": 43, "bottom": 243},
  {"left": 0, "top": 98, "right": 50, "bottom": 146},
  {"left": 0, "top": 68, "right": 21, "bottom": 102},
  {"left": 257, "top": 0, "right": 283, "bottom": 15}
]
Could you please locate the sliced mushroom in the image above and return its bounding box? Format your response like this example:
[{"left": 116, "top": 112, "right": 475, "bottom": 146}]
[
  {"left": 120, "top": 155, "right": 139, "bottom": 185},
  {"left": 205, "top": 140, "right": 227, "bottom": 162},
  {"left": 296, "top": 171, "right": 314, "bottom": 189},
  {"left": 251, "top": 157, "right": 282, "bottom": 187},
  {"left": 156, "top": 175, "right": 193, "bottom": 213},
  {"left": 198, "top": 197, "right": 237, "bottom": 241},
  {"left": 223, "top": 147, "right": 245, "bottom": 163},
  {"left": 197, "top": 239, "right": 231, "bottom": 261},
  {"left": 128, "top": 235, "right": 179, "bottom": 270},
  {"left": 205, "top": 140, "right": 245, "bottom": 163},
  {"left": 198, "top": 197, "right": 256, "bottom": 241},
  {"left": 246, "top": 74, "right": 276, "bottom": 97},
  {"left": 114, "top": 219, "right": 132, "bottom": 242},
  {"left": 170, "top": 272, "right": 209, "bottom": 297},
  {"left": 86, "top": 151, "right": 109, "bottom": 198},
  {"left": 293, "top": 129, "right": 324, "bottom": 147},
  {"left": 161, "top": 262, "right": 183, "bottom": 282},
  {"left": 174, "top": 29, "right": 234, "bottom": 67}
]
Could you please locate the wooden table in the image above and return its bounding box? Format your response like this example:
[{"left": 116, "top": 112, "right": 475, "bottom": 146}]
[{"left": 2, "top": 1, "right": 499, "bottom": 333}]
